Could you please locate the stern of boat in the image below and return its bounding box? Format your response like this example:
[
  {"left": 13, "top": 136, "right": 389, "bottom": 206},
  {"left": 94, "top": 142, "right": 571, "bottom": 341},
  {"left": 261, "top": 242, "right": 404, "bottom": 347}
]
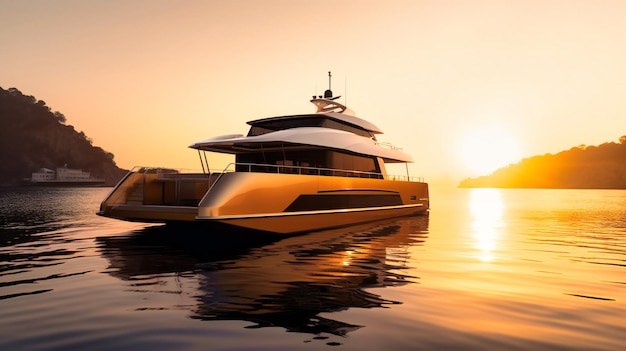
[{"left": 97, "top": 167, "right": 217, "bottom": 222}]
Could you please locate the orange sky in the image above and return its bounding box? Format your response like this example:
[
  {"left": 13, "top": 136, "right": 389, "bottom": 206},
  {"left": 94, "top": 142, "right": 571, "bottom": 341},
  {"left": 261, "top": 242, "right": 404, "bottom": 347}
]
[{"left": 2, "top": 0, "right": 626, "bottom": 185}]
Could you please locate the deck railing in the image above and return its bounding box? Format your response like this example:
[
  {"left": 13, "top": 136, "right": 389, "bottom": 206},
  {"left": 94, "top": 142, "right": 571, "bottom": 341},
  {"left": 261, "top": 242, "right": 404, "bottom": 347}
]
[
  {"left": 228, "top": 162, "right": 383, "bottom": 178},
  {"left": 214, "top": 162, "right": 424, "bottom": 182},
  {"left": 128, "top": 163, "right": 424, "bottom": 183}
]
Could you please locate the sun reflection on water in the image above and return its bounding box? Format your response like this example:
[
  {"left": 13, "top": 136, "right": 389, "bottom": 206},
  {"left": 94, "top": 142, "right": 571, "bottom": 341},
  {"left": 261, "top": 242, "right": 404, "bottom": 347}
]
[
  {"left": 469, "top": 188, "right": 504, "bottom": 262},
  {"left": 342, "top": 250, "right": 354, "bottom": 266}
]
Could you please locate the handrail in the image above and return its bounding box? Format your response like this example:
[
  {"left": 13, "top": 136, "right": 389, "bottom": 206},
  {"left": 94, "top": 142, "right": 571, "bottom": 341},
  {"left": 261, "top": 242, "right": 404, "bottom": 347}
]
[
  {"left": 220, "top": 162, "right": 385, "bottom": 178},
  {"left": 375, "top": 141, "right": 403, "bottom": 151},
  {"left": 128, "top": 164, "right": 424, "bottom": 183}
]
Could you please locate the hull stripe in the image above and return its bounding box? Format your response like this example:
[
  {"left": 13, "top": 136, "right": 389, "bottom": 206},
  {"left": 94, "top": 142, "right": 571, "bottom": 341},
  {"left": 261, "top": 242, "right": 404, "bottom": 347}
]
[{"left": 196, "top": 203, "right": 424, "bottom": 221}]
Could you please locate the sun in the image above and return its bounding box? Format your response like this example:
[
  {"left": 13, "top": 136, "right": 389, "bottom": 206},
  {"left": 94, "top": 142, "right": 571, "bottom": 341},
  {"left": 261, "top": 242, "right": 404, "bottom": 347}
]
[{"left": 459, "top": 125, "right": 522, "bottom": 176}]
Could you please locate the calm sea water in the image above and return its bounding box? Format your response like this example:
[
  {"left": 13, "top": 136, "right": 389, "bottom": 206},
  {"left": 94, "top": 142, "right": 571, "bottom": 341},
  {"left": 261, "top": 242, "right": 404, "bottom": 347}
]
[{"left": 1, "top": 186, "right": 624, "bottom": 350}]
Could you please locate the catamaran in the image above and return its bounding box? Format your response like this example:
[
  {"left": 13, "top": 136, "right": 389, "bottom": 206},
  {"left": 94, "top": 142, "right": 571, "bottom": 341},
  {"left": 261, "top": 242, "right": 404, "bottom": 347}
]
[{"left": 98, "top": 74, "right": 429, "bottom": 233}]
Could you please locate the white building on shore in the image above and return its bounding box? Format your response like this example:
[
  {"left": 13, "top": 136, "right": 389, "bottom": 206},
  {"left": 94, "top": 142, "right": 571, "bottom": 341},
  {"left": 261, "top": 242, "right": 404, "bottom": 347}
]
[{"left": 31, "top": 167, "right": 105, "bottom": 185}]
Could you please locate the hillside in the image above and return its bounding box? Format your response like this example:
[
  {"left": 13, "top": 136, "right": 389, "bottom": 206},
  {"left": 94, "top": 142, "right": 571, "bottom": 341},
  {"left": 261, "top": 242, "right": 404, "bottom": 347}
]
[
  {"left": 459, "top": 136, "right": 626, "bottom": 189},
  {"left": 0, "top": 87, "right": 127, "bottom": 186}
]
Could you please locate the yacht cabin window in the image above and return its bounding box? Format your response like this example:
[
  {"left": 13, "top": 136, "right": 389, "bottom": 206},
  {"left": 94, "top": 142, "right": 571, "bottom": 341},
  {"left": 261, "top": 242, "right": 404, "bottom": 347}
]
[
  {"left": 247, "top": 116, "right": 376, "bottom": 140},
  {"left": 236, "top": 150, "right": 382, "bottom": 178}
]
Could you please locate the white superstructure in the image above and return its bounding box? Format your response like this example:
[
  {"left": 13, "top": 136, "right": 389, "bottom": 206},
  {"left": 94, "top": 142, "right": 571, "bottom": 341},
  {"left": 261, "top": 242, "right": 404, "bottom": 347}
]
[{"left": 31, "top": 167, "right": 104, "bottom": 185}]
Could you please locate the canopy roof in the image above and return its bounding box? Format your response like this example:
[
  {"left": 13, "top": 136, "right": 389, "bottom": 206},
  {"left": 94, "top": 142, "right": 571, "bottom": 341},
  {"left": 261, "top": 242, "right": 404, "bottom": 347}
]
[{"left": 189, "top": 127, "right": 412, "bottom": 163}]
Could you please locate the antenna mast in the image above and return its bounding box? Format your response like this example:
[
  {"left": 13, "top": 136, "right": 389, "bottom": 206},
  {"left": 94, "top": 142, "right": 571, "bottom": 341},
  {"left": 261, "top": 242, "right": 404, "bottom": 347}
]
[
  {"left": 311, "top": 71, "right": 353, "bottom": 114},
  {"left": 328, "top": 71, "right": 332, "bottom": 91},
  {"left": 323, "top": 71, "right": 333, "bottom": 99}
]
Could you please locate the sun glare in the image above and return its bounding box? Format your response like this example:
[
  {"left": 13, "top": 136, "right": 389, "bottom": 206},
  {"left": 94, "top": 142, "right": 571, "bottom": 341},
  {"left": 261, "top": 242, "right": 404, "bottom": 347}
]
[
  {"left": 469, "top": 188, "right": 504, "bottom": 262},
  {"left": 460, "top": 125, "right": 521, "bottom": 176}
]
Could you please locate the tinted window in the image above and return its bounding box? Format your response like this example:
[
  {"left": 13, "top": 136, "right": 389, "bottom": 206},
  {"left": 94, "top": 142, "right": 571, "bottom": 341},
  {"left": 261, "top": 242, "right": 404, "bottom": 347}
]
[
  {"left": 248, "top": 116, "right": 374, "bottom": 139},
  {"left": 236, "top": 150, "right": 381, "bottom": 178}
]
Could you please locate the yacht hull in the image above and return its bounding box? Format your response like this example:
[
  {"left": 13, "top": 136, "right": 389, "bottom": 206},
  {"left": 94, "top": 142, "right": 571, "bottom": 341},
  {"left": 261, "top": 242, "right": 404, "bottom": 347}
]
[{"left": 98, "top": 171, "right": 429, "bottom": 234}]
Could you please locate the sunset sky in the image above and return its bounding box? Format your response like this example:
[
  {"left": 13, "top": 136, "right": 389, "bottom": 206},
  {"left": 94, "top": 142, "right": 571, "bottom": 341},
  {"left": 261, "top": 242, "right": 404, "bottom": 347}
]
[{"left": 2, "top": 0, "right": 626, "bottom": 185}]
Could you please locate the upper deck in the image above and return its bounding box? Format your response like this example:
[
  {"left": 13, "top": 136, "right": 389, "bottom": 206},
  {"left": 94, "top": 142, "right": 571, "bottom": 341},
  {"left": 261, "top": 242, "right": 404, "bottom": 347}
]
[{"left": 246, "top": 111, "right": 382, "bottom": 139}]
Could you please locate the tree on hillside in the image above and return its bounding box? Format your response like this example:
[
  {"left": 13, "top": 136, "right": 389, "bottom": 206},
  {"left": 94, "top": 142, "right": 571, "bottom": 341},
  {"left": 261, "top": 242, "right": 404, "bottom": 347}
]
[
  {"left": 459, "top": 136, "right": 626, "bottom": 189},
  {"left": 0, "top": 86, "right": 126, "bottom": 185}
]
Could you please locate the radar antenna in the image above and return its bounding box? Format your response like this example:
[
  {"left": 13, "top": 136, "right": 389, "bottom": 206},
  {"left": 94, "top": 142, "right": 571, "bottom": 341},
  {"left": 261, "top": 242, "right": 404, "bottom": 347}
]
[{"left": 323, "top": 71, "right": 333, "bottom": 99}]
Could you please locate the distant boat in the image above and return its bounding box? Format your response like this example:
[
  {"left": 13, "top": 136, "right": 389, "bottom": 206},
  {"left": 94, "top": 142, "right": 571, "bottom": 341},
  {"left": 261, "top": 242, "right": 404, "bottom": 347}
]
[{"left": 30, "top": 167, "right": 105, "bottom": 186}]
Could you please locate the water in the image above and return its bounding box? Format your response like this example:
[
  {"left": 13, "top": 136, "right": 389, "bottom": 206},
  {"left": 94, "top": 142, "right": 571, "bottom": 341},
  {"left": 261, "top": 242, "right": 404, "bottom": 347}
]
[{"left": 1, "top": 186, "right": 624, "bottom": 350}]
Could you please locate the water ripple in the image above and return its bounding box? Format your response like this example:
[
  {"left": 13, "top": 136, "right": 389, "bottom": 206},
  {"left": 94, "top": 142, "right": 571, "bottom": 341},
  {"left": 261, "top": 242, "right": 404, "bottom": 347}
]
[{"left": 2, "top": 187, "right": 625, "bottom": 351}]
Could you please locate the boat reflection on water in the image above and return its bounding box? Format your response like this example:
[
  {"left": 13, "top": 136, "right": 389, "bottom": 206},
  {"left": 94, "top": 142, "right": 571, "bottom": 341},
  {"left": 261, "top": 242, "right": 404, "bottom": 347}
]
[{"left": 97, "top": 215, "right": 429, "bottom": 337}]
